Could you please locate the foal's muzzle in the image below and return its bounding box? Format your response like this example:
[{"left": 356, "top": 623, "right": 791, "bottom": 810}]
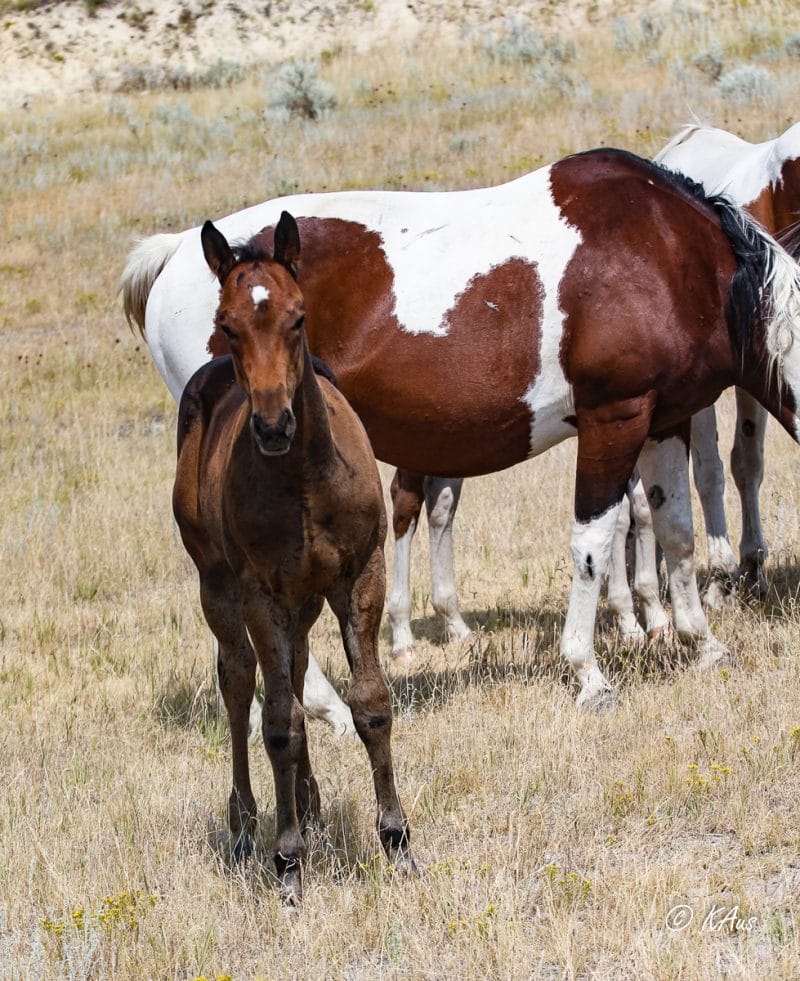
[{"left": 250, "top": 408, "right": 296, "bottom": 456}]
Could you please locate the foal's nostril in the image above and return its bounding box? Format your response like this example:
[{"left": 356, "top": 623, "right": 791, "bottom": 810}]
[{"left": 278, "top": 407, "right": 295, "bottom": 434}]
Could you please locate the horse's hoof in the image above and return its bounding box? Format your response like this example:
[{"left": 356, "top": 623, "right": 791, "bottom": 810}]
[
  {"left": 445, "top": 620, "right": 473, "bottom": 645},
  {"left": 703, "top": 578, "right": 735, "bottom": 611},
  {"left": 390, "top": 646, "right": 414, "bottom": 669},
  {"left": 576, "top": 686, "right": 617, "bottom": 713},
  {"left": 647, "top": 624, "right": 675, "bottom": 645},
  {"left": 391, "top": 852, "right": 421, "bottom": 877},
  {"left": 333, "top": 718, "right": 358, "bottom": 738},
  {"left": 277, "top": 861, "right": 303, "bottom": 907},
  {"left": 695, "top": 639, "right": 734, "bottom": 671},
  {"left": 620, "top": 625, "right": 647, "bottom": 648},
  {"left": 737, "top": 564, "right": 767, "bottom": 600}
]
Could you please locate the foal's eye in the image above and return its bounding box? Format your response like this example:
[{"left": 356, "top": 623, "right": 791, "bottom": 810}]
[
  {"left": 292, "top": 315, "right": 306, "bottom": 331},
  {"left": 219, "top": 322, "right": 235, "bottom": 340}
]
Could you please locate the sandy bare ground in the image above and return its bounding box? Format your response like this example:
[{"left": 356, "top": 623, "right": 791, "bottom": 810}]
[{"left": 3, "top": 0, "right": 670, "bottom": 104}]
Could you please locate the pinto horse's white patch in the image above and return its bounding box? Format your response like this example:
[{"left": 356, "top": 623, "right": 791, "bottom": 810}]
[{"left": 250, "top": 284, "right": 270, "bottom": 306}]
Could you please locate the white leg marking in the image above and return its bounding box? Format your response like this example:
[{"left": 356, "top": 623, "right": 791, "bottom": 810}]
[
  {"left": 302, "top": 650, "right": 356, "bottom": 737},
  {"left": 606, "top": 496, "right": 645, "bottom": 642},
  {"left": 561, "top": 504, "right": 620, "bottom": 707},
  {"left": 387, "top": 519, "right": 417, "bottom": 660},
  {"left": 628, "top": 476, "right": 671, "bottom": 635},
  {"left": 424, "top": 477, "right": 471, "bottom": 643},
  {"left": 690, "top": 405, "right": 738, "bottom": 579},
  {"left": 637, "top": 437, "right": 729, "bottom": 669}
]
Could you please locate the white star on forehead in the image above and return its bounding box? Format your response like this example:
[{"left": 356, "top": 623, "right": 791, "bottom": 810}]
[{"left": 250, "top": 284, "right": 270, "bottom": 306}]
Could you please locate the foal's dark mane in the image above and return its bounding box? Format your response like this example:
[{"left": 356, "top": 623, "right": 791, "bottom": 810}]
[{"left": 232, "top": 238, "right": 272, "bottom": 265}]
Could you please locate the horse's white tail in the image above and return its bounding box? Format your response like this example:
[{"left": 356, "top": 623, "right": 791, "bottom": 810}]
[
  {"left": 762, "top": 233, "right": 800, "bottom": 388},
  {"left": 119, "top": 233, "right": 183, "bottom": 336},
  {"left": 654, "top": 123, "right": 704, "bottom": 164}
]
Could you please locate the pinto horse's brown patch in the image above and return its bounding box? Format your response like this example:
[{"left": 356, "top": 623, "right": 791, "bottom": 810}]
[{"left": 209, "top": 218, "right": 545, "bottom": 477}]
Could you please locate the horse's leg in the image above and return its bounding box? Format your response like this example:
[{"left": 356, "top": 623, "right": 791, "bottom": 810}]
[
  {"left": 200, "top": 568, "right": 257, "bottom": 862},
  {"left": 690, "top": 405, "right": 738, "bottom": 608},
  {"left": 637, "top": 431, "right": 730, "bottom": 669},
  {"left": 242, "top": 594, "right": 306, "bottom": 905},
  {"left": 730, "top": 389, "right": 769, "bottom": 596},
  {"left": 301, "top": 648, "right": 356, "bottom": 737},
  {"left": 330, "top": 546, "right": 414, "bottom": 873},
  {"left": 424, "top": 476, "right": 471, "bottom": 644},
  {"left": 245, "top": 648, "right": 355, "bottom": 742},
  {"left": 628, "top": 475, "right": 671, "bottom": 637},
  {"left": 386, "top": 469, "right": 424, "bottom": 664},
  {"left": 562, "top": 406, "right": 650, "bottom": 709},
  {"left": 606, "top": 494, "right": 645, "bottom": 643}
]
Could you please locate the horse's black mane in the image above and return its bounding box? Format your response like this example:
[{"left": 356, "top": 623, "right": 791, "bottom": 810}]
[{"left": 583, "top": 147, "right": 771, "bottom": 357}]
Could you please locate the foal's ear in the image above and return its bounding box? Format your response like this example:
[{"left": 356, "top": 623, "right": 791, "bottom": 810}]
[
  {"left": 273, "top": 211, "right": 301, "bottom": 276},
  {"left": 201, "top": 220, "right": 237, "bottom": 286}
]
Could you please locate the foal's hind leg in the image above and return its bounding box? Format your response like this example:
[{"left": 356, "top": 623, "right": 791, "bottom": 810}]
[
  {"left": 424, "top": 476, "right": 472, "bottom": 645},
  {"left": 200, "top": 567, "right": 258, "bottom": 861},
  {"left": 330, "top": 546, "right": 414, "bottom": 874},
  {"left": 731, "top": 390, "right": 769, "bottom": 596},
  {"left": 387, "top": 469, "right": 424, "bottom": 664},
  {"left": 637, "top": 432, "right": 730, "bottom": 669}
]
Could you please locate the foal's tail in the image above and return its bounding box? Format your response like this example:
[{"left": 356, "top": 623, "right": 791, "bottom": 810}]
[
  {"left": 119, "top": 232, "right": 183, "bottom": 337},
  {"left": 714, "top": 198, "right": 800, "bottom": 386}
]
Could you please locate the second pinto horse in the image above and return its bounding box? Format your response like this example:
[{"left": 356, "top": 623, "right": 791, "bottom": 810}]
[{"left": 173, "top": 213, "right": 413, "bottom": 903}]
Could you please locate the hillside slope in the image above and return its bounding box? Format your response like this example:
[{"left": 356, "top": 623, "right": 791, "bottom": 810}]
[{"left": 2, "top": 0, "right": 669, "bottom": 103}]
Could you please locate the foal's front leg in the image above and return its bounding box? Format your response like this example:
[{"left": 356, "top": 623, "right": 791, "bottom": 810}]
[
  {"left": 637, "top": 432, "right": 730, "bottom": 669},
  {"left": 331, "top": 546, "right": 415, "bottom": 874},
  {"left": 242, "top": 593, "right": 307, "bottom": 905},
  {"left": 199, "top": 569, "right": 257, "bottom": 861}
]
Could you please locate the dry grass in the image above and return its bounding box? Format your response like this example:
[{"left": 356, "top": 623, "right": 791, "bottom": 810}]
[{"left": 3, "top": 5, "right": 800, "bottom": 978}]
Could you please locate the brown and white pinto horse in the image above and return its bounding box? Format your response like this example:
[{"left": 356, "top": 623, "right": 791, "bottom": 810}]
[
  {"left": 124, "top": 148, "right": 800, "bottom": 708},
  {"left": 607, "top": 121, "right": 800, "bottom": 631},
  {"left": 173, "top": 213, "right": 413, "bottom": 903}
]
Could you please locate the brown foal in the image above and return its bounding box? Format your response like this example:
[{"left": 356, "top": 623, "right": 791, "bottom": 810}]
[{"left": 172, "top": 212, "right": 414, "bottom": 904}]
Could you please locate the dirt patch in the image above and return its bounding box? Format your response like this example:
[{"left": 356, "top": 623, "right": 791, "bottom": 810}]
[{"left": 2, "top": 0, "right": 670, "bottom": 104}]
